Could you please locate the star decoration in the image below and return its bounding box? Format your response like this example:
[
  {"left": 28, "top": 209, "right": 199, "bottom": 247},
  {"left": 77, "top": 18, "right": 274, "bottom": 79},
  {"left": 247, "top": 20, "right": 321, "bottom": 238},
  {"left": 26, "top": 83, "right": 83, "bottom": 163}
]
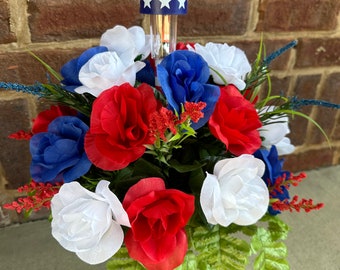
[
  {"left": 159, "top": 0, "right": 171, "bottom": 9},
  {"left": 177, "top": 0, "right": 186, "bottom": 9},
  {"left": 143, "top": 0, "right": 152, "bottom": 8}
]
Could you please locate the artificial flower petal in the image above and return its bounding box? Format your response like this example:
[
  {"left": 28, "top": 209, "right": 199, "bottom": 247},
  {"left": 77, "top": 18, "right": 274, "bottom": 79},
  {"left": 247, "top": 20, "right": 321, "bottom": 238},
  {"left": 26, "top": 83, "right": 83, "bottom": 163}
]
[
  {"left": 208, "top": 85, "right": 262, "bottom": 156},
  {"left": 200, "top": 155, "right": 269, "bottom": 227},
  {"left": 30, "top": 116, "right": 91, "bottom": 184},
  {"left": 259, "top": 106, "right": 295, "bottom": 155},
  {"left": 157, "top": 50, "right": 220, "bottom": 129},
  {"left": 51, "top": 180, "right": 129, "bottom": 265},
  {"left": 100, "top": 25, "right": 150, "bottom": 60},
  {"left": 76, "top": 51, "right": 145, "bottom": 97},
  {"left": 189, "top": 42, "right": 251, "bottom": 90},
  {"left": 123, "top": 177, "right": 195, "bottom": 270}
]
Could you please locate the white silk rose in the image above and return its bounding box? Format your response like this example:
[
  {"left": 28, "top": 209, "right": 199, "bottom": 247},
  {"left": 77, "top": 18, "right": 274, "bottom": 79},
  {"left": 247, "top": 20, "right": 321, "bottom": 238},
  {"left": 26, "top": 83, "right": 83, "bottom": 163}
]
[
  {"left": 76, "top": 50, "right": 145, "bottom": 97},
  {"left": 259, "top": 106, "right": 295, "bottom": 155},
  {"left": 75, "top": 25, "right": 149, "bottom": 97},
  {"left": 188, "top": 42, "right": 251, "bottom": 90},
  {"left": 100, "top": 25, "right": 151, "bottom": 60},
  {"left": 200, "top": 154, "right": 269, "bottom": 227},
  {"left": 51, "top": 180, "right": 130, "bottom": 265}
]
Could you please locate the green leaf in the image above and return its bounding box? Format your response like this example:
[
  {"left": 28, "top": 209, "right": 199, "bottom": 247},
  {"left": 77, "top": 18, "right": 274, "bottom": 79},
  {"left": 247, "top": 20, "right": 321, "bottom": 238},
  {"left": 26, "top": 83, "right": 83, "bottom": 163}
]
[
  {"left": 106, "top": 247, "right": 145, "bottom": 270},
  {"left": 133, "top": 158, "right": 165, "bottom": 178},
  {"left": 28, "top": 51, "right": 63, "bottom": 81},
  {"left": 180, "top": 225, "right": 252, "bottom": 270},
  {"left": 168, "top": 159, "right": 205, "bottom": 173},
  {"left": 175, "top": 251, "right": 199, "bottom": 270},
  {"left": 250, "top": 216, "right": 290, "bottom": 270}
]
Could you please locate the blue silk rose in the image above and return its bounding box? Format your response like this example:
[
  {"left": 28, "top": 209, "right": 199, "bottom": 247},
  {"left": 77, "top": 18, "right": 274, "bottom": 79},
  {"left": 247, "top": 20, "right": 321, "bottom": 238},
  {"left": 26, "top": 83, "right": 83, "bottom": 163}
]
[
  {"left": 30, "top": 116, "right": 92, "bottom": 184},
  {"left": 254, "top": 146, "right": 291, "bottom": 215},
  {"left": 157, "top": 50, "right": 220, "bottom": 129},
  {"left": 61, "top": 46, "right": 108, "bottom": 92}
]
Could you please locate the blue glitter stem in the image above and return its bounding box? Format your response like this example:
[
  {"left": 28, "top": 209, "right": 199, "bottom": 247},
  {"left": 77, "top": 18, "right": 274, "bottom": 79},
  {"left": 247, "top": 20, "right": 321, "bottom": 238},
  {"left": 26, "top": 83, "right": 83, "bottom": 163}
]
[
  {"left": 0, "top": 82, "right": 45, "bottom": 96},
  {"left": 264, "top": 40, "right": 298, "bottom": 66},
  {"left": 290, "top": 97, "right": 340, "bottom": 110}
]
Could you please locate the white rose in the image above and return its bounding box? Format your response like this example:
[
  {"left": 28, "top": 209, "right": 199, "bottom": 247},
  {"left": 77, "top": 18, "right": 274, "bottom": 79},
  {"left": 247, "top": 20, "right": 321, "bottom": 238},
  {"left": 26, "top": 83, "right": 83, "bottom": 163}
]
[
  {"left": 259, "top": 106, "right": 295, "bottom": 155},
  {"left": 100, "top": 25, "right": 151, "bottom": 60},
  {"left": 51, "top": 180, "right": 130, "bottom": 265},
  {"left": 75, "top": 50, "right": 145, "bottom": 97},
  {"left": 200, "top": 155, "right": 269, "bottom": 227},
  {"left": 188, "top": 42, "right": 251, "bottom": 90}
]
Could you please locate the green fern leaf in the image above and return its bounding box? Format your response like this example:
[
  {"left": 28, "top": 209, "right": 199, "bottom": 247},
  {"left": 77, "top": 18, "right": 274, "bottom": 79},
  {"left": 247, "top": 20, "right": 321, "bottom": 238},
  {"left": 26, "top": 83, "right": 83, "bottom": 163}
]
[
  {"left": 179, "top": 225, "right": 251, "bottom": 270},
  {"left": 106, "top": 247, "right": 145, "bottom": 270},
  {"left": 251, "top": 216, "right": 290, "bottom": 270}
]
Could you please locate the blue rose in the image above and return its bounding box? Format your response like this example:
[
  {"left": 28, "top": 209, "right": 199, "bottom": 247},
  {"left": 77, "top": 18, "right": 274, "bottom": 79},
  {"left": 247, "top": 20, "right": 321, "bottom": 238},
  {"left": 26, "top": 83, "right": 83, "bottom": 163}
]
[
  {"left": 60, "top": 46, "right": 108, "bottom": 92},
  {"left": 30, "top": 116, "right": 91, "bottom": 184},
  {"left": 254, "top": 146, "right": 291, "bottom": 215},
  {"left": 157, "top": 50, "right": 220, "bottom": 129}
]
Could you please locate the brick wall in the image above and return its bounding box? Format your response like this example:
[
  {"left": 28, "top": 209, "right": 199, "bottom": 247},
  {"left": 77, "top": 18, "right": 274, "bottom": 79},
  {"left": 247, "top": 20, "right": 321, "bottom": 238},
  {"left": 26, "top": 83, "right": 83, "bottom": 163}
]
[{"left": 0, "top": 0, "right": 339, "bottom": 224}]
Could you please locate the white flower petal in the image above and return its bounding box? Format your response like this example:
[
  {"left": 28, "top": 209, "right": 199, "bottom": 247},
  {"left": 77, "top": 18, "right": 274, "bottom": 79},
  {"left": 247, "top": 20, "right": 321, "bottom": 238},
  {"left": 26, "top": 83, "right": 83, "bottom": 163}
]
[
  {"left": 233, "top": 176, "right": 269, "bottom": 225},
  {"left": 259, "top": 106, "right": 295, "bottom": 155},
  {"left": 275, "top": 137, "right": 296, "bottom": 155},
  {"left": 76, "top": 221, "right": 124, "bottom": 265},
  {"left": 51, "top": 180, "right": 128, "bottom": 265},
  {"left": 96, "top": 180, "right": 130, "bottom": 228},
  {"left": 76, "top": 51, "right": 144, "bottom": 97},
  {"left": 200, "top": 173, "right": 220, "bottom": 224},
  {"left": 128, "top": 26, "right": 151, "bottom": 59},
  {"left": 100, "top": 25, "right": 135, "bottom": 55},
  {"left": 200, "top": 155, "right": 269, "bottom": 228},
  {"left": 192, "top": 42, "right": 251, "bottom": 90},
  {"left": 100, "top": 25, "right": 150, "bottom": 60}
]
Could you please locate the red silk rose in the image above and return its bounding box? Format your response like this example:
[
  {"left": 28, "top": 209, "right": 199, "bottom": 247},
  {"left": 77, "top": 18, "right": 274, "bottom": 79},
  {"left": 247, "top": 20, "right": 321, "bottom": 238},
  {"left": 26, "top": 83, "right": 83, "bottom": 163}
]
[
  {"left": 123, "top": 177, "right": 195, "bottom": 270},
  {"left": 176, "top": 42, "right": 195, "bottom": 50},
  {"left": 208, "top": 85, "right": 262, "bottom": 156},
  {"left": 32, "top": 105, "right": 77, "bottom": 134},
  {"left": 85, "top": 83, "right": 158, "bottom": 171}
]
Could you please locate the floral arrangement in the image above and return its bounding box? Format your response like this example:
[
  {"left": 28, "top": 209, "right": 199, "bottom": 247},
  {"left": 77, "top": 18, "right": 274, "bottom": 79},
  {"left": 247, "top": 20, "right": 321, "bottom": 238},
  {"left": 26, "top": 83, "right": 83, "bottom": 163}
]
[{"left": 3, "top": 23, "right": 339, "bottom": 270}]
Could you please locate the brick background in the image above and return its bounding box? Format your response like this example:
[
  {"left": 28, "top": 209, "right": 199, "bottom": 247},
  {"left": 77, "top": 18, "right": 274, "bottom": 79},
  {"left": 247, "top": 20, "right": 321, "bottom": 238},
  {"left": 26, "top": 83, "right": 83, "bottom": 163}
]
[
  {"left": 257, "top": 0, "right": 340, "bottom": 32},
  {"left": 179, "top": 0, "right": 252, "bottom": 36},
  {"left": 28, "top": 0, "right": 143, "bottom": 42},
  {"left": 0, "top": 1, "right": 16, "bottom": 43},
  {"left": 0, "top": 0, "right": 339, "bottom": 225}
]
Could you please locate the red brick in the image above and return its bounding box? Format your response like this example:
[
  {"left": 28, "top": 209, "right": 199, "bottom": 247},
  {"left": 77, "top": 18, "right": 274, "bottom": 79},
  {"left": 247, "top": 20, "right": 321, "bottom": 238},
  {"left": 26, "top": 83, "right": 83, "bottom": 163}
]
[
  {"left": 233, "top": 39, "right": 294, "bottom": 71},
  {"left": 257, "top": 0, "right": 340, "bottom": 32},
  {"left": 0, "top": 1, "right": 16, "bottom": 43},
  {"left": 28, "top": 0, "right": 143, "bottom": 42},
  {"left": 283, "top": 148, "right": 334, "bottom": 172},
  {"left": 309, "top": 73, "right": 340, "bottom": 144},
  {"left": 0, "top": 98, "right": 32, "bottom": 189},
  {"left": 289, "top": 75, "right": 322, "bottom": 146},
  {"left": 295, "top": 38, "right": 340, "bottom": 68},
  {"left": 179, "top": 0, "right": 251, "bottom": 36},
  {"left": 0, "top": 48, "right": 85, "bottom": 84},
  {"left": 332, "top": 119, "right": 340, "bottom": 141},
  {"left": 261, "top": 76, "right": 291, "bottom": 98}
]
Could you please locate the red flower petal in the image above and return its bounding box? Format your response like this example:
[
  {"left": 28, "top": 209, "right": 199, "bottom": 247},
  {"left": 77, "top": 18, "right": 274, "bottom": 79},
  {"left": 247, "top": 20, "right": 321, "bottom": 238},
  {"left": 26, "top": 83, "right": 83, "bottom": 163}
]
[
  {"left": 122, "top": 178, "right": 195, "bottom": 269},
  {"left": 125, "top": 228, "right": 188, "bottom": 270},
  {"left": 32, "top": 105, "right": 77, "bottom": 134},
  {"left": 123, "top": 177, "right": 165, "bottom": 209},
  {"left": 209, "top": 85, "right": 262, "bottom": 155},
  {"left": 85, "top": 83, "right": 158, "bottom": 170}
]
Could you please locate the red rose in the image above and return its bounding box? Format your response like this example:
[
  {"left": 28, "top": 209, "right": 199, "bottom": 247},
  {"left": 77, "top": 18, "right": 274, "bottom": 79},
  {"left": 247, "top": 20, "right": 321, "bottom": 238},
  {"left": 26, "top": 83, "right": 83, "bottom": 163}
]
[
  {"left": 123, "top": 177, "right": 195, "bottom": 270},
  {"left": 176, "top": 42, "right": 195, "bottom": 50},
  {"left": 32, "top": 105, "right": 77, "bottom": 134},
  {"left": 85, "top": 83, "right": 158, "bottom": 170},
  {"left": 208, "top": 85, "right": 262, "bottom": 156}
]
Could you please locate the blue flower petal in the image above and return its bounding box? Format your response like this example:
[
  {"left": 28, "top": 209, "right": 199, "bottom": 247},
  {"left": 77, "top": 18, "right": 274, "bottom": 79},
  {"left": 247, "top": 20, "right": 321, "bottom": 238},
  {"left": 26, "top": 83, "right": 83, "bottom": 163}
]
[
  {"left": 60, "top": 46, "right": 108, "bottom": 92},
  {"left": 157, "top": 50, "right": 220, "bottom": 129},
  {"left": 30, "top": 116, "right": 91, "bottom": 184}
]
